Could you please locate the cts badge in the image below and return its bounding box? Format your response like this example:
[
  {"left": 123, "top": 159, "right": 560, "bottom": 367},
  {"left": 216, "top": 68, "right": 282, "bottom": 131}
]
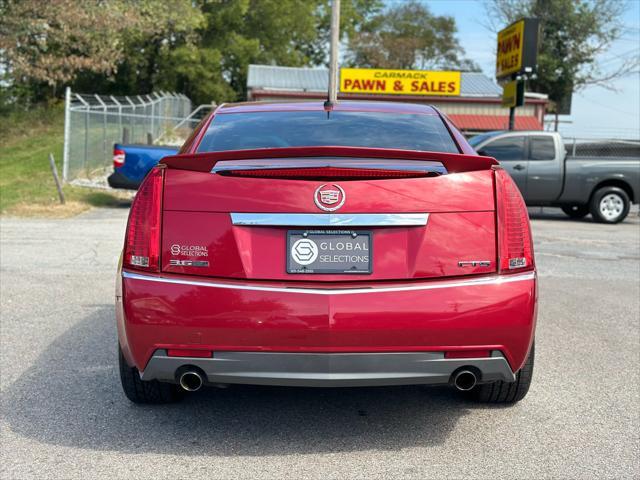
[
  {"left": 314, "top": 183, "right": 345, "bottom": 212},
  {"left": 169, "top": 259, "right": 209, "bottom": 267}
]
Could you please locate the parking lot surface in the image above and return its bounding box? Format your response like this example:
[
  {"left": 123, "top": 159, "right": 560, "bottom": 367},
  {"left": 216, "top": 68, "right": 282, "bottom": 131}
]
[{"left": 1, "top": 206, "right": 638, "bottom": 479}]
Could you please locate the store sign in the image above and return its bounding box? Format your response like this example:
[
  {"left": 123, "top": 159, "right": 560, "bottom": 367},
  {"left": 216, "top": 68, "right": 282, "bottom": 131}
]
[
  {"left": 496, "top": 18, "right": 539, "bottom": 79},
  {"left": 501, "top": 80, "right": 524, "bottom": 108},
  {"left": 340, "top": 68, "right": 461, "bottom": 96}
]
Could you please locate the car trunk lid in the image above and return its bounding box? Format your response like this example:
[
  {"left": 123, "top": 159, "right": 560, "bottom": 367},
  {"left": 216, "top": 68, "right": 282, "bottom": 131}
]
[{"left": 160, "top": 147, "right": 498, "bottom": 281}]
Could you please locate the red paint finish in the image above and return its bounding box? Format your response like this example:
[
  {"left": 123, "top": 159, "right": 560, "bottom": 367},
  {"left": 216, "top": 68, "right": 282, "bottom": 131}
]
[
  {"left": 117, "top": 273, "right": 537, "bottom": 372},
  {"left": 160, "top": 167, "right": 498, "bottom": 281},
  {"left": 160, "top": 210, "right": 496, "bottom": 281},
  {"left": 162, "top": 169, "right": 496, "bottom": 213},
  {"left": 161, "top": 146, "right": 497, "bottom": 174},
  {"left": 117, "top": 101, "right": 538, "bottom": 385}
]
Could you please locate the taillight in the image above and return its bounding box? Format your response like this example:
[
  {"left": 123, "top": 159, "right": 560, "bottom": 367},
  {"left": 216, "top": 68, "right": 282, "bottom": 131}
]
[
  {"left": 494, "top": 167, "right": 534, "bottom": 273},
  {"left": 113, "top": 148, "right": 126, "bottom": 168},
  {"left": 123, "top": 167, "right": 164, "bottom": 272}
]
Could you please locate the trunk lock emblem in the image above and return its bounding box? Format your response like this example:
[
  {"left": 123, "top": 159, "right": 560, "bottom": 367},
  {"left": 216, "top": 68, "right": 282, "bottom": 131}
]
[{"left": 314, "top": 183, "right": 345, "bottom": 211}]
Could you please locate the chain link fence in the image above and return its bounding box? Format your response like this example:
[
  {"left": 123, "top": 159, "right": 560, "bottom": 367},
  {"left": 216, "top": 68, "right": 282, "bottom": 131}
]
[{"left": 63, "top": 88, "right": 212, "bottom": 183}]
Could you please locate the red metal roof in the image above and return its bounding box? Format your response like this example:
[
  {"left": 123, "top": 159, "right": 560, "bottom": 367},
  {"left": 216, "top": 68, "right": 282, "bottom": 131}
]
[{"left": 448, "top": 114, "right": 543, "bottom": 131}]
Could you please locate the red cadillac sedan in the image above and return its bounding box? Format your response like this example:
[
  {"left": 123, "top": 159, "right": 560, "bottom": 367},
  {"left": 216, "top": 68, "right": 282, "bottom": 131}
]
[{"left": 116, "top": 101, "right": 536, "bottom": 404}]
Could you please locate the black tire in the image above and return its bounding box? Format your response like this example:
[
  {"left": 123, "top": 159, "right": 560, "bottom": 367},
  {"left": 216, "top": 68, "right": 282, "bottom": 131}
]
[
  {"left": 589, "top": 186, "right": 630, "bottom": 224},
  {"left": 468, "top": 343, "right": 534, "bottom": 404},
  {"left": 561, "top": 204, "right": 589, "bottom": 219},
  {"left": 119, "top": 346, "right": 183, "bottom": 404}
]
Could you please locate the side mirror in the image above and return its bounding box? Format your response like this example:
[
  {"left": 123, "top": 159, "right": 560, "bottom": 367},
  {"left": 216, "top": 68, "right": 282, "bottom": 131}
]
[{"left": 477, "top": 149, "right": 487, "bottom": 156}]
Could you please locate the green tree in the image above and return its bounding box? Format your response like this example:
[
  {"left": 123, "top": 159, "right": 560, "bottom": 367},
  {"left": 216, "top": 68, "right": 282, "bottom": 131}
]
[
  {"left": 72, "top": 0, "right": 207, "bottom": 100},
  {"left": 154, "top": 45, "right": 235, "bottom": 105},
  {"left": 77, "top": 0, "right": 381, "bottom": 104},
  {"left": 303, "top": 0, "right": 384, "bottom": 65},
  {"left": 195, "top": 0, "right": 382, "bottom": 101},
  {"left": 0, "top": 0, "right": 140, "bottom": 106},
  {"left": 486, "top": 0, "right": 638, "bottom": 111},
  {"left": 0, "top": 0, "right": 383, "bottom": 107},
  {"left": 345, "top": 0, "right": 479, "bottom": 71}
]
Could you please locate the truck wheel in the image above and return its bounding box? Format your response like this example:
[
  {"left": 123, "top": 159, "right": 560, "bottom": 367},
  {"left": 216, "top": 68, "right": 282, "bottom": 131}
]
[
  {"left": 468, "top": 343, "right": 534, "bottom": 404},
  {"left": 561, "top": 205, "right": 589, "bottom": 219},
  {"left": 119, "top": 346, "right": 183, "bottom": 404},
  {"left": 589, "top": 187, "right": 630, "bottom": 223}
]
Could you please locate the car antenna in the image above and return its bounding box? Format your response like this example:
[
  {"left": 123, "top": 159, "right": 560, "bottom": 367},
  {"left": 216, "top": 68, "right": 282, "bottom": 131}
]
[{"left": 324, "top": 0, "right": 340, "bottom": 119}]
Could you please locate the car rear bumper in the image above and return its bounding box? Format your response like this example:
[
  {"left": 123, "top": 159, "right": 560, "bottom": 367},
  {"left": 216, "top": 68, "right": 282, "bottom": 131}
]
[
  {"left": 117, "top": 270, "right": 537, "bottom": 383},
  {"left": 140, "top": 350, "right": 515, "bottom": 387},
  {"left": 108, "top": 171, "right": 140, "bottom": 190}
]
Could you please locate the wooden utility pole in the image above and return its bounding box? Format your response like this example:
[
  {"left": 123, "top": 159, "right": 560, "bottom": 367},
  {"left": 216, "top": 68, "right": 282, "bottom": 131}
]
[{"left": 326, "top": 0, "right": 340, "bottom": 105}]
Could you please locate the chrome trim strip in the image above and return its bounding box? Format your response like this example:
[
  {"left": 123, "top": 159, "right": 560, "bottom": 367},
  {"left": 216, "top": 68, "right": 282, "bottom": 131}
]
[
  {"left": 230, "top": 213, "right": 429, "bottom": 227},
  {"left": 122, "top": 271, "right": 535, "bottom": 295}
]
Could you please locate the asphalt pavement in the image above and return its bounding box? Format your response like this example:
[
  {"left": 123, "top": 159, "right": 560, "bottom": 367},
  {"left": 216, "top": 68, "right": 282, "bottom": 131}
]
[{"left": 1, "top": 206, "right": 638, "bottom": 479}]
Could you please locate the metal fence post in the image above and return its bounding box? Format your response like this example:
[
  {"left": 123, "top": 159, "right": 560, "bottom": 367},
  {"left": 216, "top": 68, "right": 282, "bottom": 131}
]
[
  {"left": 63, "top": 87, "right": 71, "bottom": 182},
  {"left": 137, "top": 95, "right": 146, "bottom": 142},
  {"left": 153, "top": 92, "right": 163, "bottom": 138},
  {"left": 111, "top": 95, "right": 123, "bottom": 143},
  {"left": 126, "top": 96, "right": 136, "bottom": 141},
  {"left": 95, "top": 94, "right": 108, "bottom": 171},
  {"left": 75, "top": 94, "right": 91, "bottom": 175},
  {"left": 148, "top": 94, "right": 156, "bottom": 141},
  {"left": 84, "top": 109, "right": 89, "bottom": 173}
]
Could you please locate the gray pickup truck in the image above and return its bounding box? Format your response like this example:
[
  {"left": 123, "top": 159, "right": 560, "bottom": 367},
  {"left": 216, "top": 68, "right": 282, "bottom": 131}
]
[{"left": 469, "top": 131, "right": 640, "bottom": 223}]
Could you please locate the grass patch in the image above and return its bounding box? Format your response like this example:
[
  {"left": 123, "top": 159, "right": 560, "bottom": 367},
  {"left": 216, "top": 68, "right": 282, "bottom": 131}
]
[{"left": 0, "top": 105, "right": 127, "bottom": 217}]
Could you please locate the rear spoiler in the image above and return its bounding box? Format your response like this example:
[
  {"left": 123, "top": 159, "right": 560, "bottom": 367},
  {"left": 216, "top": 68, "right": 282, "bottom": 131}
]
[{"left": 159, "top": 146, "right": 498, "bottom": 174}]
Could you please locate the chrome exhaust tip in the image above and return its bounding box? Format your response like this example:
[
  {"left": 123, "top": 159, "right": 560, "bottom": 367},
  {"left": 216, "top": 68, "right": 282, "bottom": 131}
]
[
  {"left": 452, "top": 369, "right": 477, "bottom": 391},
  {"left": 179, "top": 371, "right": 203, "bottom": 392}
]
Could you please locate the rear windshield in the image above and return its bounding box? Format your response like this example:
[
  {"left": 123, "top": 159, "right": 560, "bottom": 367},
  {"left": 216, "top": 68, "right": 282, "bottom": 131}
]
[{"left": 197, "top": 111, "right": 459, "bottom": 153}]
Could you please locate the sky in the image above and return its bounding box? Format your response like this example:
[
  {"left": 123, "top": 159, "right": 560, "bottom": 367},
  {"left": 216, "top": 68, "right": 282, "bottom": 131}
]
[{"left": 417, "top": 0, "right": 640, "bottom": 138}]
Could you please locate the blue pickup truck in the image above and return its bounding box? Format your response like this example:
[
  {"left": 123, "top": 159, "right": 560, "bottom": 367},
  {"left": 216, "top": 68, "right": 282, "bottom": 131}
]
[{"left": 108, "top": 143, "right": 179, "bottom": 189}]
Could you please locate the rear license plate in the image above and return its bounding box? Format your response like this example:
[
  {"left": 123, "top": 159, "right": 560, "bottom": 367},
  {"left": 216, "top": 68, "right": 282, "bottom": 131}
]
[{"left": 287, "top": 230, "right": 372, "bottom": 274}]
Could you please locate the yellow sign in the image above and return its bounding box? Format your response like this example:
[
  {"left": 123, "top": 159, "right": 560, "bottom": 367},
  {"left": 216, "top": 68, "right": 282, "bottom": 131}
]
[
  {"left": 340, "top": 68, "right": 461, "bottom": 96},
  {"left": 496, "top": 19, "right": 525, "bottom": 78},
  {"left": 502, "top": 80, "right": 518, "bottom": 108}
]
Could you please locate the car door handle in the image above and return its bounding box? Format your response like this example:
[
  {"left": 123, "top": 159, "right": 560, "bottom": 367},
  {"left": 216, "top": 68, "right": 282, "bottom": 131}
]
[{"left": 513, "top": 164, "right": 526, "bottom": 171}]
